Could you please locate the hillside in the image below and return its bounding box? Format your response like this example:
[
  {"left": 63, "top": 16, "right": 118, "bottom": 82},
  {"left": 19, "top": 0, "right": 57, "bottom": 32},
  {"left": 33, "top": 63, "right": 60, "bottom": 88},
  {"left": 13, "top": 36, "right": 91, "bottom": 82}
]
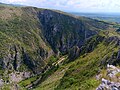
[
  {"left": 0, "top": 3, "right": 120, "bottom": 90},
  {"left": 71, "top": 12, "right": 120, "bottom": 23},
  {"left": 34, "top": 33, "right": 120, "bottom": 90}
]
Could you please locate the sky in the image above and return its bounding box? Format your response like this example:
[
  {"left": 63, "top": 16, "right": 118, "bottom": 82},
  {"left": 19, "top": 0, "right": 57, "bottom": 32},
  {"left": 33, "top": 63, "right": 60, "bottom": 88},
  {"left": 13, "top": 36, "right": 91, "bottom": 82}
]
[{"left": 1, "top": 0, "right": 120, "bottom": 13}]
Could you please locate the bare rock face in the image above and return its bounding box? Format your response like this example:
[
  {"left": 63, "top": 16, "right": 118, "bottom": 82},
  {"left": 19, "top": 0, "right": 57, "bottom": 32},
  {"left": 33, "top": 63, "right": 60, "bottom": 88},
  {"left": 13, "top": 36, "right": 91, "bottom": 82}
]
[
  {"left": 0, "top": 45, "right": 51, "bottom": 73},
  {"left": 96, "top": 65, "right": 120, "bottom": 90},
  {"left": 9, "top": 72, "right": 31, "bottom": 83},
  {"left": 97, "top": 78, "right": 120, "bottom": 90},
  {"left": 0, "top": 79, "right": 4, "bottom": 87},
  {"left": 39, "top": 10, "right": 97, "bottom": 54}
]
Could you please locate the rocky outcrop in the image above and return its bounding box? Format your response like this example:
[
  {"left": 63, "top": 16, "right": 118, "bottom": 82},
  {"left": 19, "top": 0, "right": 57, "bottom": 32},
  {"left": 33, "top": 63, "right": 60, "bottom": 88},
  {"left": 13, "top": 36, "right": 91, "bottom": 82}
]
[
  {"left": 0, "top": 79, "right": 4, "bottom": 87},
  {"left": 96, "top": 65, "right": 120, "bottom": 90},
  {"left": 99, "top": 36, "right": 120, "bottom": 66},
  {"left": 68, "top": 35, "right": 104, "bottom": 61},
  {"left": 9, "top": 72, "right": 31, "bottom": 83},
  {"left": 0, "top": 44, "right": 54, "bottom": 86},
  {"left": 97, "top": 78, "right": 120, "bottom": 90}
]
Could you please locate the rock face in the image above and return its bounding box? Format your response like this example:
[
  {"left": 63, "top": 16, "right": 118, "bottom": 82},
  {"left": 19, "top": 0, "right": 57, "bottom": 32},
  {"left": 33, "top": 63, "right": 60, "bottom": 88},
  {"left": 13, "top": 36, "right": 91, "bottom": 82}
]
[
  {"left": 9, "top": 72, "right": 31, "bottom": 83},
  {"left": 97, "top": 36, "right": 120, "bottom": 66},
  {"left": 107, "top": 64, "right": 120, "bottom": 78},
  {"left": 0, "top": 79, "right": 4, "bottom": 87},
  {"left": 39, "top": 10, "right": 97, "bottom": 54},
  {"left": 97, "top": 78, "right": 120, "bottom": 90},
  {"left": 96, "top": 65, "right": 120, "bottom": 90}
]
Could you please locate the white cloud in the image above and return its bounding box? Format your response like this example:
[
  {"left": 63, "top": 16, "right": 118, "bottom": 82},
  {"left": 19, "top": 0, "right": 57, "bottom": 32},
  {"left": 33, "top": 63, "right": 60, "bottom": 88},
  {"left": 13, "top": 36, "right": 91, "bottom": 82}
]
[
  {"left": 64, "top": 0, "right": 120, "bottom": 12},
  {"left": 7, "top": 0, "right": 26, "bottom": 3},
  {"left": 1, "top": 0, "right": 120, "bottom": 12}
]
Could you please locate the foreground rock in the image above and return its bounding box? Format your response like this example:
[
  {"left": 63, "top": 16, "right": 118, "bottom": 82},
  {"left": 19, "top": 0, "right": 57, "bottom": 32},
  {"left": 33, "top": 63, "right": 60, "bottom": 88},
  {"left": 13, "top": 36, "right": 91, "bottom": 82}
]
[
  {"left": 96, "top": 64, "right": 120, "bottom": 90},
  {"left": 97, "top": 78, "right": 120, "bottom": 90}
]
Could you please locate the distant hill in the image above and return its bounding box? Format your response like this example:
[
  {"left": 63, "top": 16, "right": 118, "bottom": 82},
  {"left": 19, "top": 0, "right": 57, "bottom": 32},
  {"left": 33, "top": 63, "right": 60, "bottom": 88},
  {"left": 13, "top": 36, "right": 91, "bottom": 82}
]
[
  {"left": 70, "top": 12, "right": 120, "bottom": 23},
  {"left": 0, "top": 2, "right": 24, "bottom": 7}
]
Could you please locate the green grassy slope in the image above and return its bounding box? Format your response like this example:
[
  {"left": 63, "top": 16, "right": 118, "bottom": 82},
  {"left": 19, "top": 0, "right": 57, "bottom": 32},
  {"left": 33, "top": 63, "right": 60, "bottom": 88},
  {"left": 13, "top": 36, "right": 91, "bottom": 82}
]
[
  {"left": 0, "top": 5, "right": 112, "bottom": 74},
  {"left": 0, "top": 3, "right": 120, "bottom": 90},
  {"left": 34, "top": 33, "right": 120, "bottom": 90},
  {"left": 0, "top": 6, "right": 53, "bottom": 81}
]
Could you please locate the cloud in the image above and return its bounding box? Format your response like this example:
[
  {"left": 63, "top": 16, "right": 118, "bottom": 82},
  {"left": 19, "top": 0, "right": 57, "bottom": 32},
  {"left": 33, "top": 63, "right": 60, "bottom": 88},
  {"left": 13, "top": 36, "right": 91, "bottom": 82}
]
[
  {"left": 7, "top": 0, "right": 26, "bottom": 3},
  {"left": 0, "top": 0, "right": 120, "bottom": 12}
]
